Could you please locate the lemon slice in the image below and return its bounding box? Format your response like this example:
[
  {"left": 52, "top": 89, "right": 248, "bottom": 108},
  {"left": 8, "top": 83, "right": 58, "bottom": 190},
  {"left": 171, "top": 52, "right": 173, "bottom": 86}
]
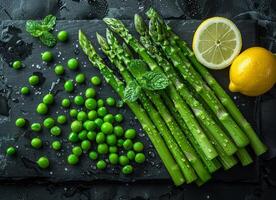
[{"left": 192, "top": 17, "right": 242, "bottom": 69}]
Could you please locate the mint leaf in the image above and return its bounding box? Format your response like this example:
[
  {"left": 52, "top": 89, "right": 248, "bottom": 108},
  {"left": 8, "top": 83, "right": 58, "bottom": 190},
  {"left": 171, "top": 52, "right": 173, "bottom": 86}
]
[
  {"left": 42, "top": 15, "right": 56, "bottom": 30},
  {"left": 25, "top": 20, "right": 44, "bottom": 37},
  {"left": 39, "top": 32, "right": 57, "bottom": 47},
  {"left": 123, "top": 81, "right": 141, "bottom": 102},
  {"left": 128, "top": 59, "right": 148, "bottom": 77},
  {"left": 139, "top": 71, "right": 170, "bottom": 90}
]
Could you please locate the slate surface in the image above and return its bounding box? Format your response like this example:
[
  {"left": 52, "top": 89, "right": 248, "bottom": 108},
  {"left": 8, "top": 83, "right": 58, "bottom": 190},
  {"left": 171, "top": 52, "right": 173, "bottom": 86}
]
[{"left": 0, "top": 0, "right": 276, "bottom": 199}]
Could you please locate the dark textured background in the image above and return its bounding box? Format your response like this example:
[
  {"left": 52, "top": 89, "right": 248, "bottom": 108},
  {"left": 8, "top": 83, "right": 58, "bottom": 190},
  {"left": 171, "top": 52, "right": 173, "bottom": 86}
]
[{"left": 0, "top": 0, "right": 276, "bottom": 199}]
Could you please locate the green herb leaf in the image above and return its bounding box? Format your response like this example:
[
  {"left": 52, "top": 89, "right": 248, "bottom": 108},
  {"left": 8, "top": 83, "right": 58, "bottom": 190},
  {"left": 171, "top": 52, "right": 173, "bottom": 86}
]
[
  {"left": 25, "top": 20, "right": 44, "bottom": 37},
  {"left": 42, "top": 15, "right": 56, "bottom": 30},
  {"left": 128, "top": 59, "right": 148, "bottom": 77},
  {"left": 123, "top": 80, "right": 141, "bottom": 102},
  {"left": 139, "top": 71, "right": 170, "bottom": 90},
  {"left": 39, "top": 32, "right": 57, "bottom": 47}
]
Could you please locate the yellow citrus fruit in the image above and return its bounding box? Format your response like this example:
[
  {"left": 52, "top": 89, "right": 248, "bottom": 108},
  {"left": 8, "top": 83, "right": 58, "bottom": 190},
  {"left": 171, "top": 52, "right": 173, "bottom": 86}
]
[
  {"left": 229, "top": 47, "right": 276, "bottom": 96},
  {"left": 192, "top": 17, "right": 242, "bottom": 69}
]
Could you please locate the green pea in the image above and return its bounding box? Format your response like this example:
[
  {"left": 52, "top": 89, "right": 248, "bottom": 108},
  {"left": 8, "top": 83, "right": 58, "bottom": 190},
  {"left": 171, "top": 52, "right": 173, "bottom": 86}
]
[
  {"left": 61, "top": 98, "right": 70, "bottom": 108},
  {"left": 135, "top": 153, "right": 146, "bottom": 164},
  {"left": 57, "top": 115, "right": 67, "bottom": 124},
  {"left": 52, "top": 140, "right": 62, "bottom": 151},
  {"left": 20, "top": 86, "right": 30, "bottom": 95},
  {"left": 124, "top": 129, "right": 136, "bottom": 139},
  {"left": 106, "top": 97, "right": 116, "bottom": 107},
  {"left": 72, "top": 146, "right": 82, "bottom": 156},
  {"left": 81, "top": 140, "right": 91, "bottom": 151},
  {"left": 50, "top": 126, "right": 61, "bottom": 136},
  {"left": 114, "top": 114, "right": 123, "bottom": 123},
  {"left": 109, "top": 146, "right": 118, "bottom": 153},
  {"left": 15, "top": 117, "right": 26, "bottom": 127},
  {"left": 85, "top": 88, "right": 96, "bottom": 98},
  {"left": 96, "top": 132, "right": 105, "bottom": 144},
  {"left": 68, "top": 132, "right": 79, "bottom": 143},
  {"left": 75, "top": 73, "right": 86, "bottom": 84},
  {"left": 133, "top": 142, "right": 144, "bottom": 152},
  {"left": 127, "top": 150, "right": 136, "bottom": 160},
  {"left": 94, "top": 118, "right": 103, "bottom": 128},
  {"left": 91, "top": 76, "right": 101, "bottom": 86},
  {"left": 83, "top": 120, "right": 96, "bottom": 131},
  {"left": 6, "top": 146, "right": 16, "bottom": 156},
  {"left": 87, "top": 110, "right": 97, "bottom": 120},
  {"left": 57, "top": 30, "right": 69, "bottom": 42},
  {"left": 97, "top": 143, "right": 108, "bottom": 154},
  {"left": 36, "top": 103, "right": 48, "bottom": 115},
  {"left": 67, "top": 58, "right": 79, "bottom": 70},
  {"left": 31, "top": 123, "right": 42, "bottom": 132},
  {"left": 74, "top": 95, "right": 84, "bottom": 106},
  {"left": 114, "top": 126, "right": 124, "bottom": 137},
  {"left": 12, "top": 60, "right": 22, "bottom": 69},
  {"left": 101, "top": 122, "right": 113, "bottom": 135},
  {"left": 37, "top": 156, "right": 49, "bottom": 169},
  {"left": 122, "top": 165, "right": 133, "bottom": 174},
  {"left": 67, "top": 154, "right": 79, "bottom": 165},
  {"left": 71, "top": 120, "right": 83, "bottom": 133},
  {"left": 31, "top": 137, "right": 42, "bottom": 149},
  {"left": 78, "top": 130, "right": 87, "bottom": 140},
  {"left": 123, "top": 139, "right": 133, "bottom": 150},
  {"left": 87, "top": 131, "right": 97, "bottom": 141},
  {"left": 41, "top": 51, "right": 53, "bottom": 62},
  {"left": 103, "top": 114, "right": 114, "bottom": 123},
  {"left": 77, "top": 111, "right": 87, "bottom": 121},
  {"left": 54, "top": 64, "right": 65, "bottom": 75},
  {"left": 109, "top": 153, "right": 119, "bottom": 165},
  {"left": 119, "top": 155, "right": 129, "bottom": 166},
  {"left": 64, "top": 80, "right": 74, "bottom": 93},
  {"left": 106, "top": 134, "right": 117, "bottom": 146},
  {"left": 43, "top": 93, "right": 54, "bottom": 105},
  {"left": 85, "top": 98, "right": 97, "bottom": 110},
  {"left": 97, "top": 107, "right": 108, "bottom": 117},
  {"left": 69, "top": 109, "right": 78, "bottom": 118},
  {"left": 43, "top": 117, "right": 55, "bottom": 129},
  {"left": 96, "top": 160, "right": 106, "bottom": 169},
  {"left": 89, "top": 151, "right": 98, "bottom": 160},
  {"left": 117, "top": 139, "right": 124, "bottom": 147},
  {"left": 97, "top": 99, "right": 104, "bottom": 107},
  {"left": 29, "top": 75, "right": 40, "bottom": 86}
]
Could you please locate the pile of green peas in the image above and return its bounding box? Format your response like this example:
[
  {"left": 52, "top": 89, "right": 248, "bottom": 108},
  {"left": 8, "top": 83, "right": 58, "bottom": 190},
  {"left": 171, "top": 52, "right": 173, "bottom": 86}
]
[{"left": 10, "top": 41, "right": 146, "bottom": 175}]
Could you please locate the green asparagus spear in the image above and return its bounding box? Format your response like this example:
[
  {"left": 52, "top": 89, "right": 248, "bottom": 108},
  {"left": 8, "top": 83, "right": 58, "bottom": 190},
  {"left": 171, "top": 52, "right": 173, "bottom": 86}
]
[
  {"left": 148, "top": 16, "right": 249, "bottom": 148},
  {"left": 146, "top": 8, "right": 267, "bottom": 156},
  {"left": 97, "top": 33, "right": 198, "bottom": 183},
  {"left": 134, "top": 13, "right": 237, "bottom": 156},
  {"left": 78, "top": 30, "right": 185, "bottom": 186},
  {"left": 99, "top": 32, "right": 211, "bottom": 183},
  {"left": 103, "top": 17, "right": 218, "bottom": 160}
]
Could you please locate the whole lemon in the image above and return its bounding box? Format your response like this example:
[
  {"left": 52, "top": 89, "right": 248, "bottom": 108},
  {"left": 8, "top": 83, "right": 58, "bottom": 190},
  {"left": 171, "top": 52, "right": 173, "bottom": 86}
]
[{"left": 229, "top": 47, "right": 276, "bottom": 96}]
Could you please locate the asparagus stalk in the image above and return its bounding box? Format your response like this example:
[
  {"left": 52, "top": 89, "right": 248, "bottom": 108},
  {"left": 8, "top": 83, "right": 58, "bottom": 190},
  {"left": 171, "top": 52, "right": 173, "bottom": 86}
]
[
  {"left": 162, "top": 94, "right": 222, "bottom": 173},
  {"left": 236, "top": 148, "right": 253, "bottom": 166},
  {"left": 148, "top": 17, "right": 249, "bottom": 148},
  {"left": 78, "top": 30, "right": 185, "bottom": 186},
  {"left": 96, "top": 33, "right": 197, "bottom": 183},
  {"left": 134, "top": 14, "right": 237, "bottom": 156},
  {"left": 103, "top": 17, "right": 218, "bottom": 160},
  {"left": 102, "top": 31, "right": 212, "bottom": 183},
  {"left": 146, "top": 8, "right": 267, "bottom": 156}
]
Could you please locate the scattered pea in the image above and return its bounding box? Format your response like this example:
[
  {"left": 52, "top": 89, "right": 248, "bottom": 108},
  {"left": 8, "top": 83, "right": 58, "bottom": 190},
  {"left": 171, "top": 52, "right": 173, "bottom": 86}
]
[
  {"left": 103, "top": 114, "right": 114, "bottom": 123},
  {"left": 52, "top": 140, "right": 62, "bottom": 151},
  {"left": 74, "top": 95, "right": 84, "bottom": 106},
  {"left": 64, "top": 80, "right": 74, "bottom": 93},
  {"left": 125, "top": 129, "right": 136, "bottom": 139},
  {"left": 114, "top": 126, "right": 124, "bottom": 137},
  {"left": 78, "top": 130, "right": 87, "bottom": 140},
  {"left": 97, "top": 107, "right": 107, "bottom": 117},
  {"left": 61, "top": 98, "right": 70, "bottom": 108},
  {"left": 29, "top": 75, "right": 40, "bottom": 86},
  {"left": 57, "top": 30, "right": 69, "bottom": 42},
  {"left": 72, "top": 146, "right": 82, "bottom": 156},
  {"left": 97, "top": 143, "right": 108, "bottom": 154},
  {"left": 135, "top": 153, "right": 145, "bottom": 164},
  {"left": 43, "top": 117, "right": 55, "bottom": 129},
  {"left": 109, "top": 146, "right": 118, "bottom": 153},
  {"left": 109, "top": 153, "right": 119, "bottom": 165},
  {"left": 57, "top": 115, "right": 67, "bottom": 124},
  {"left": 114, "top": 113, "right": 123, "bottom": 123},
  {"left": 96, "top": 160, "right": 106, "bottom": 169},
  {"left": 43, "top": 93, "right": 54, "bottom": 105},
  {"left": 91, "top": 76, "right": 101, "bottom": 86},
  {"left": 15, "top": 118, "right": 26, "bottom": 127},
  {"left": 50, "top": 126, "right": 61, "bottom": 136},
  {"left": 106, "top": 97, "right": 116, "bottom": 107},
  {"left": 31, "top": 123, "right": 42, "bottom": 132},
  {"left": 101, "top": 122, "right": 113, "bottom": 135},
  {"left": 94, "top": 118, "right": 103, "bottom": 128},
  {"left": 6, "top": 146, "right": 16, "bottom": 156},
  {"left": 85, "top": 98, "right": 97, "bottom": 110},
  {"left": 106, "top": 134, "right": 117, "bottom": 146},
  {"left": 71, "top": 120, "right": 83, "bottom": 133},
  {"left": 87, "top": 131, "right": 96, "bottom": 141},
  {"left": 41, "top": 51, "right": 53, "bottom": 62},
  {"left": 119, "top": 155, "right": 129, "bottom": 166},
  {"left": 85, "top": 88, "right": 96, "bottom": 98},
  {"left": 87, "top": 110, "right": 97, "bottom": 120},
  {"left": 68, "top": 132, "right": 79, "bottom": 143},
  {"left": 31, "top": 137, "right": 42, "bottom": 149},
  {"left": 84, "top": 120, "right": 96, "bottom": 131},
  {"left": 75, "top": 73, "right": 86, "bottom": 84},
  {"left": 12, "top": 60, "right": 22, "bottom": 69},
  {"left": 70, "top": 109, "right": 78, "bottom": 118},
  {"left": 89, "top": 151, "right": 98, "bottom": 160},
  {"left": 123, "top": 139, "right": 133, "bottom": 150},
  {"left": 67, "top": 58, "right": 79, "bottom": 70},
  {"left": 36, "top": 103, "right": 48, "bottom": 115},
  {"left": 54, "top": 64, "right": 65, "bottom": 75},
  {"left": 37, "top": 156, "right": 49, "bottom": 169},
  {"left": 127, "top": 150, "right": 136, "bottom": 160},
  {"left": 20, "top": 86, "right": 30, "bottom": 95},
  {"left": 96, "top": 132, "right": 105, "bottom": 144},
  {"left": 122, "top": 165, "right": 133, "bottom": 174},
  {"left": 117, "top": 139, "right": 124, "bottom": 147},
  {"left": 67, "top": 154, "right": 79, "bottom": 165},
  {"left": 77, "top": 111, "right": 87, "bottom": 121},
  {"left": 97, "top": 99, "right": 104, "bottom": 107},
  {"left": 81, "top": 140, "right": 91, "bottom": 151},
  {"left": 133, "top": 142, "right": 144, "bottom": 152}
]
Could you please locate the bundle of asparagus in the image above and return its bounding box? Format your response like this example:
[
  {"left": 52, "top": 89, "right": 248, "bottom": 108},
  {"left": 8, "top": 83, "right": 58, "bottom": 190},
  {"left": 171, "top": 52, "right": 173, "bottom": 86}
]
[{"left": 78, "top": 8, "right": 267, "bottom": 186}]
